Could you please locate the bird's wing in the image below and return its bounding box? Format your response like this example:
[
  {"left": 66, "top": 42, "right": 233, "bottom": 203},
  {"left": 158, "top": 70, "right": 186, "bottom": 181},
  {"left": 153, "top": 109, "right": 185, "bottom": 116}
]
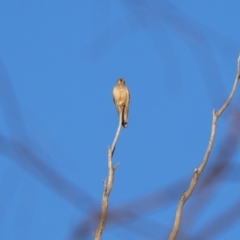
[
  {"left": 112, "top": 86, "right": 120, "bottom": 115},
  {"left": 127, "top": 87, "right": 130, "bottom": 104}
]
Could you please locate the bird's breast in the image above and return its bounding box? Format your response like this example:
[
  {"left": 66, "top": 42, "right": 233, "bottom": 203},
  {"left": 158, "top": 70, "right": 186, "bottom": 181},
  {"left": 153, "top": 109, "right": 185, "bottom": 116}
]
[{"left": 118, "top": 90, "right": 128, "bottom": 104}]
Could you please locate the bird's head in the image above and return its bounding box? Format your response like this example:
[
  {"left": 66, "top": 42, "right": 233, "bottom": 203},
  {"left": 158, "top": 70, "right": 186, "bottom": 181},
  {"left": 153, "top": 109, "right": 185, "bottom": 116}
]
[{"left": 117, "top": 78, "right": 125, "bottom": 85}]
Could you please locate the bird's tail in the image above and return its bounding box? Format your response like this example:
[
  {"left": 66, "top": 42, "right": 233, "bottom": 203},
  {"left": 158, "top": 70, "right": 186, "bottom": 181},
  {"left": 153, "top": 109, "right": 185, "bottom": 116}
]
[{"left": 122, "top": 108, "right": 128, "bottom": 128}]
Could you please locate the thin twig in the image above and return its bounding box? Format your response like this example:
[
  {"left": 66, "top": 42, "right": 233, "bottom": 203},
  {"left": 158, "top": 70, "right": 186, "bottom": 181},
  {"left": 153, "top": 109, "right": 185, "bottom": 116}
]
[
  {"left": 168, "top": 55, "right": 240, "bottom": 240},
  {"left": 94, "top": 108, "right": 123, "bottom": 240}
]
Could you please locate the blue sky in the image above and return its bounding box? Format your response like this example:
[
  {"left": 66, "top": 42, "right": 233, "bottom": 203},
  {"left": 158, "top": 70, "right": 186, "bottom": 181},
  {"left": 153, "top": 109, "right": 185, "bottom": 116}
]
[{"left": 0, "top": 1, "right": 240, "bottom": 240}]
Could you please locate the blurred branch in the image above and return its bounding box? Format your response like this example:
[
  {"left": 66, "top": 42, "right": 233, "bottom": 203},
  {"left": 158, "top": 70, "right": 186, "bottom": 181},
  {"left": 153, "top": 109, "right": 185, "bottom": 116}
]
[
  {"left": 0, "top": 59, "right": 97, "bottom": 211},
  {"left": 178, "top": 108, "right": 240, "bottom": 239},
  {"left": 168, "top": 55, "right": 240, "bottom": 240},
  {"left": 73, "top": 163, "right": 240, "bottom": 239},
  {"left": 191, "top": 197, "right": 240, "bottom": 240},
  {"left": 87, "top": 0, "right": 238, "bottom": 106},
  {"left": 0, "top": 135, "right": 96, "bottom": 211},
  {"left": 71, "top": 178, "right": 186, "bottom": 239},
  {"left": 71, "top": 125, "right": 240, "bottom": 240},
  {"left": 94, "top": 109, "right": 122, "bottom": 240}
]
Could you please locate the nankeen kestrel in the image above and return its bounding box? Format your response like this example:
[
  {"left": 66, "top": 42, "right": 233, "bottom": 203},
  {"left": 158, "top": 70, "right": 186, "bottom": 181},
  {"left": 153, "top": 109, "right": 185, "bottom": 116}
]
[{"left": 112, "top": 78, "right": 130, "bottom": 128}]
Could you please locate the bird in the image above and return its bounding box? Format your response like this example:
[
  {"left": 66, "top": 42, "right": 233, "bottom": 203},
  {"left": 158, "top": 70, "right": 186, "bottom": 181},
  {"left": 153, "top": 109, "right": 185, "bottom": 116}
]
[{"left": 112, "top": 78, "right": 130, "bottom": 128}]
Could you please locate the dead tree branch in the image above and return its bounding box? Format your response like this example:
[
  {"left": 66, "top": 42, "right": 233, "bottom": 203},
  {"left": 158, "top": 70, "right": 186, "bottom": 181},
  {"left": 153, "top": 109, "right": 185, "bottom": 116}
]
[
  {"left": 168, "top": 55, "right": 240, "bottom": 240},
  {"left": 94, "top": 108, "right": 122, "bottom": 240}
]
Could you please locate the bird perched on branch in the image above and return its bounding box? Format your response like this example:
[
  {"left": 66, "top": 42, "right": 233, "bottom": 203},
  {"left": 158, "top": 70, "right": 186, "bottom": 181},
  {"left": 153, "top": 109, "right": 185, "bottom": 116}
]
[{"left": 112, "top": 78, "right": 130, "bottom": 128}]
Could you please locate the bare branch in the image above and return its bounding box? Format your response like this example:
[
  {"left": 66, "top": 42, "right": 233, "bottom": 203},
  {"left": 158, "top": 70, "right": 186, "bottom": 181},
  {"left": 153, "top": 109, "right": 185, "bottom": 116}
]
[
  {"left": 94, "top": 108, "right": 123, "bottom": 240},
  {"left": 168, "top": 55, "right": 240, "bottom": 240}
]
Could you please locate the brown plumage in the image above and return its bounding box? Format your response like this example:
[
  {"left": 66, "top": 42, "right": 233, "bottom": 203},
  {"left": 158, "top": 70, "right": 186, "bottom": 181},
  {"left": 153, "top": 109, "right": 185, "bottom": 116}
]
[{"left": 112, "top": 78, "right": 130, "bottom": 128}]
